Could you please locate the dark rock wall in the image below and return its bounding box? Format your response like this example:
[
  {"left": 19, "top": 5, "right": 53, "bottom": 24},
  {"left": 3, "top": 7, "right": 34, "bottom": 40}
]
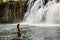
[
  {"left": 0, "top": 0, "right": 28, "bottom": 23},
  {"left": 20, "top": 0, "right": 28, "bottom": 20}
]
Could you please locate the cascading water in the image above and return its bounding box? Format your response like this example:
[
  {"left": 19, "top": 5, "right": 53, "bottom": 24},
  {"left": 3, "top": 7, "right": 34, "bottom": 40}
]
[
  {"left": 45, "top": 3, "right": 60, "bottom": 24},
  {"left": 23, "top": 0, "right": 36, "bottom": 20},
  {"left": 23, "top": 0, "right": 44, "bottom": 23},
  {"left": 21, "top": 0, "right": 60, "bottom": 40},
  {"left": 23, "top": 0, "right": 60, "bottom": 24}
]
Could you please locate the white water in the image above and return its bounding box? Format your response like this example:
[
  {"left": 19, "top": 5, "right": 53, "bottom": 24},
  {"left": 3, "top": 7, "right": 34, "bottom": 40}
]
[
  {"left": 23, "top": 0, "right": 36, "bottom": 20},
  {"left": 45, "top": 3, "right": 60, "bottom": 24},
  {"left": 21, "top": 0, "right": 60, "bottom": 40},
  {"left": 23, "top": 0, "right": 60, "bottom": 24}
]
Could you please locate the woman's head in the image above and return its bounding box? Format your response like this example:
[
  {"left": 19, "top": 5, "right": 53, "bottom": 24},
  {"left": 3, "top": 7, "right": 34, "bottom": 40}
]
[{"left": 17, "top": 24, "right": 20, "bottom": 28}]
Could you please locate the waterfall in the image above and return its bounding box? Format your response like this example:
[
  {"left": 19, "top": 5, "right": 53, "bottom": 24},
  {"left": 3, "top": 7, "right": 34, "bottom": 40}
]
[
  {"left": 23, "top": 0, "right": 44, "bottom": 23},
  {"left": 23, "top": 0, "right": 36, "bottom": 21},
  {"left": 20, "top": 0, "right": 60, "bottom": 40},
  {"left": 23, "top": 0, "right": 60, "bottom": 24},
  {"left": 45, "top": 3, "right": 60, "bottom": 24}
]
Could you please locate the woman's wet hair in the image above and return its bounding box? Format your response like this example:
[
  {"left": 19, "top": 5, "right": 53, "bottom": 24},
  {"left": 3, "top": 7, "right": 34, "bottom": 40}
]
[{"left": 17, "top": 24, "right": 20, "bottom": 28}]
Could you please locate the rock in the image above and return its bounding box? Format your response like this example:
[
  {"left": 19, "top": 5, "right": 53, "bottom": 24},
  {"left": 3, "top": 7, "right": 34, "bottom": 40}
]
[
  {"left": 20, "top": 0, "right": 28, "bottom": 20},
  {"left": 0, "top": 0, "right": 28, "bottom": 23}
]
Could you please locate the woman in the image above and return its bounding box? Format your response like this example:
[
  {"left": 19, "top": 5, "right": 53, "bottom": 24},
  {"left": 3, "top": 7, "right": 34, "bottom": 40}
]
[{"left": 17, "top": 24, "right": 22, "bottom": 39}]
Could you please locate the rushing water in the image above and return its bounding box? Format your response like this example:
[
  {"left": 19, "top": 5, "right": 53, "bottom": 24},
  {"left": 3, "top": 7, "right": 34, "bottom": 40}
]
[
  {"left": 22, "top": 0, "right": 60, "bottom": 40},
  {"left": 1, "top": 0, "right": 60, "bottom": 40},
  {"left": 24, "top": 0, "right": 60, "bottom": 24}
]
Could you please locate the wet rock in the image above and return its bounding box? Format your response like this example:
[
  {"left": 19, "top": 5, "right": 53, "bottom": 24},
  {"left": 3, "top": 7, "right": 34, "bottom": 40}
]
[{"left": 0, "top": 0, "right": 28, "bottom": 23}]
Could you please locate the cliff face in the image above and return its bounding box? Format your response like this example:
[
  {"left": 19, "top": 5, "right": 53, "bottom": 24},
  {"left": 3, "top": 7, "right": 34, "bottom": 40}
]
[
  {"left": 0, "top": 0, "right": 28, "bottom": 23},
  {"left": 20, "top": 0, "right": 28, "bottom": 20}
]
